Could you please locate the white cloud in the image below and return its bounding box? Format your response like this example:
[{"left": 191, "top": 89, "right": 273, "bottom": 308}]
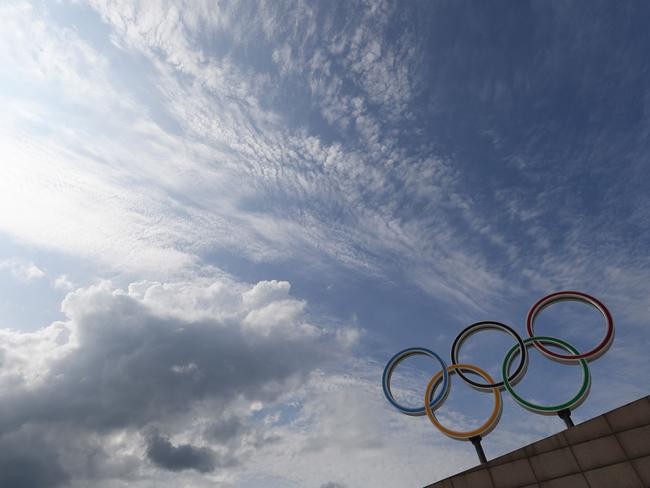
[
  {"left": 1, "top": 0, "right": 648, "bottom": 324},
  {"left": 335, "top": 326, "right": 363, "bottom": 348},
  {"left": 53, "top": 274, "right": 74, "bottom": 291},
  {"left": 0, "top": 257, "right": 46, "bottom": 281},
  {"left": 244, "top": 365, "right": 481, "bottom": 488},
  {"left": 242, "top": 280, "right": 292, "bottom": 309},
  {"left": 0, "top": 0, "right": 518, "bottom": 313}
]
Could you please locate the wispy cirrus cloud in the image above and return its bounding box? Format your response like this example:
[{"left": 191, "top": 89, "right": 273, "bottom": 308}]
[
  {"left": 3, "top": 0, "right": 649, "bottom": 312},
  {"left": 1, "top": 1, "right": 496, "bottom": 301}
]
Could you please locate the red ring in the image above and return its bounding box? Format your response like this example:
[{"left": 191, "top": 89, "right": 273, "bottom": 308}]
[{"left": 526, "top": 291, "right": 614, "bottom": 361}]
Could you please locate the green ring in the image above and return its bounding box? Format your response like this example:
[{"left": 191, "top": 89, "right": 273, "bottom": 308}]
[{"left": 502, "top": 336, "right": 591, "bottom": 414}]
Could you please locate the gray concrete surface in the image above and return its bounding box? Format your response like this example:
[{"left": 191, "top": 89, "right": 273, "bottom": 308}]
[{"left": 424, "top": 395, "right": 650, "bottom": 488}]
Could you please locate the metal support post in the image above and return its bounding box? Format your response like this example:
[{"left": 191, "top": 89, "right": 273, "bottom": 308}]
[
  {"left": 557, "top": 408, "right": 574, "bottom": 428},
  {"left": 469, "top": 435, "right": 488, "bottom": 464}
]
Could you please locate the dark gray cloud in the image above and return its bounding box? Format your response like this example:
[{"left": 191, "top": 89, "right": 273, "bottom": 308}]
[
  {"left": 146, "top": 433, "right": 216, "bottom": 473},
  {"left": 203, "top": 416, "right": 245, "bottom": 442},
  {"left": 320, "top": 482, "right": 347, "bottom": 488},
  {"left": 0, "top": 280, "right": 338, "bottom": 486},
  {"left": 0, "top": 281, "right": 326, "bottom": 427},
  {"left": 0, "top": 428, "right": 68, "bottom": 488}
]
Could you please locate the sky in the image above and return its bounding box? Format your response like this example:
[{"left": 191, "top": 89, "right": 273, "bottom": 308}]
[{"left": 1, "top": 1, "right": 650, "bottom": 487}]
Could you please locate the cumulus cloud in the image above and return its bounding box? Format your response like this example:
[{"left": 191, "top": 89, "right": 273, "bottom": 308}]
[
  {"left": 0, "top": 276, "right": 493, "bottom": 487},
  {"left": 145, "top": 433, "right": 216, "bottom": 473},
  {"left": 0, "top": 277, "right": 341, "bottom": 486},
  {"left": 0, "top": 258, "right": 46, "bottom": 281},
  {"left": 53, "top": 274, "right": 74, "bottom": 291},
  {"left": 0, "top": 428, "right": 68, "bottom": 488}
]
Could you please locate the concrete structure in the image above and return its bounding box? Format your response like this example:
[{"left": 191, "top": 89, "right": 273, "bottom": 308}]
[{"left": 425, "top": 395, "right": 650, "bottom": 488}]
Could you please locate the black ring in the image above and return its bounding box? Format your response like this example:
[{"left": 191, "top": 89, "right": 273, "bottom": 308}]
[{"left": 450, "top": 321, "right": 528, "bottom": 390}]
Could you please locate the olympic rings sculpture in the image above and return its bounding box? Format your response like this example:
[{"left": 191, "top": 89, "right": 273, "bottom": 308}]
[{"left": 382, "top": 290, "right": 614, "bottom": 441}]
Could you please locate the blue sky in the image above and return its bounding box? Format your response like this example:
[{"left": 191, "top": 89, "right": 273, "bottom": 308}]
[{"left": 1, "top": 1, "right": 649, "bottom": 487}]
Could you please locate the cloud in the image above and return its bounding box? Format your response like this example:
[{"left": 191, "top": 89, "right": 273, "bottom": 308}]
[
  {"left": 0, "top": 277, "right": 343, "bottom": 486},
  {"left": 0, "top": 275, "right": 533, "bottom": 487},
  {"left": 0, "top": 0, "right": 516, "bottom": 313},
  {"left": 203, "top": 416, "right": 245, "bottom": 443},
  {"left": 0, "top": 258, "right": 46, "bottom": 282},
  {"left": 1, "top": 1, "right": 649, "bottom": 331},
  {"left": 335, "top": 326, "right": 363, "bottom": 348},
  {"left": 0, "top": 427, "right": 68, "bottom": 488},
  {"left": 242, "top": 364, "right": 481, "bottom": 488},
  {"left": 53, "top": 274, "right": 74, "bottom": 291},
  {"left": 145, "top": 433, "right": 216, "bottom": 473},
  {"left": 0, "top": 2, "right": 648, "bottom": 487}
]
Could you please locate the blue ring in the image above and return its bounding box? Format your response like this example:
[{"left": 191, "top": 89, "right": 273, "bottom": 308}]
[{"left": 382, "top": 347, "right": 449, "bottom": 416}]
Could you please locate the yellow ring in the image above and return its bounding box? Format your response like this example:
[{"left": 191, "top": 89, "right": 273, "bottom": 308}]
[{"left": 424, "top": 363, "right": 502, "bottom": 440}]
